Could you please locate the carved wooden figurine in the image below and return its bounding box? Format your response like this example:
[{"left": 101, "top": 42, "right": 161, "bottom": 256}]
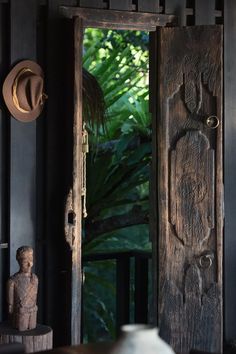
[{"left": 7, "top": 246, "right": 38, "bottom": 331}]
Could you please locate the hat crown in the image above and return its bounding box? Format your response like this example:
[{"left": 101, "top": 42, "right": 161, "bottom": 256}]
[
  {"left": 2, "top": 60, "right": 46, "bottom": 122},
  {"left": 13, "top": 69, "right": 44, "bottom": 113}
]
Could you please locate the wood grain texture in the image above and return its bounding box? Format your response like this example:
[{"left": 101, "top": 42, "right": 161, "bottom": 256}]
[
  {"left": 71, "top": 16, "right": 83, "bottom": 345},
  {"left": 170, "top": 131, "right": 214, "bottom": 248},
  {"left": 157, "top": 26, "right": 223, "bottom": 354},
  {"left": 0, "top": 323, "right": 52, "bottom": 353},
  {"left": 61, "top": 7, "right": 175, "bottom": 30}
]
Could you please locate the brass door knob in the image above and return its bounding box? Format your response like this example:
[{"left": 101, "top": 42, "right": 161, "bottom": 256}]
[{"left": 205, "top": 115, "right": 219, "bottom": 129}]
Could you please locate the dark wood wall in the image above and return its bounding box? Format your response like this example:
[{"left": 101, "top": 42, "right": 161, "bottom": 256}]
[{"left": 0, "top": 0, "right": 235, "bottom": 347}]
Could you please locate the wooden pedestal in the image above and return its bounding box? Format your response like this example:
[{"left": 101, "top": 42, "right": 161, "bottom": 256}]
[{"left": 0, "top": 322, "right": 53, "bottom": 353}]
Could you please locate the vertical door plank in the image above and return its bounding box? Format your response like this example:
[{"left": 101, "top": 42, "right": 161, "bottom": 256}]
[
  {"left": 137, "top": 0, "right": 160, "bottom": 13},
  {"left": 224, "top": 0, "right": 236, "bottom": 342},
  {"left": 10, "top": 0, "right": 37, "bottom": 274},
  {"left": 109, "top": 0, "right": 133, "bottom": 11},
  {"left": 195, "top": 0, "right": 215, "bottom": 25},
  {"left": 158, "top": 26, "right": 223, "bottom": 354},
  {"left": 71, "top": 16, "right": 83, "bottom": 345}
]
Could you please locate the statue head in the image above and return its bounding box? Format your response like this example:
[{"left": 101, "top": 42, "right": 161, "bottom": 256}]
[{"left": 16, "top": 246, "right": 34, "bottom": 274}]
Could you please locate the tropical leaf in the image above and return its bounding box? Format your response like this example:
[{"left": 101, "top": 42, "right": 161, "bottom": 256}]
[{"left": 82, "top": 28, "right": 151, "bottom": 343}]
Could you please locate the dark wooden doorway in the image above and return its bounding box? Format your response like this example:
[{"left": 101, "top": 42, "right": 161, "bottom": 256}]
[
  {"left": 62, "top": 7, "right": 223, "bottom": 354},
  {"left": 62, "top": 7, "right": 174, "bottom": 345}
]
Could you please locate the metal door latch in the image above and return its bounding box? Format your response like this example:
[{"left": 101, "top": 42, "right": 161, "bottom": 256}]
[{"left": 199, "top": 252, "right": 214, "bottom": 269}]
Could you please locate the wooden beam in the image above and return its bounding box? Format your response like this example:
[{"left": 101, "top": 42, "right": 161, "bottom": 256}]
[{"left": 60, "top": 7, "right": 176, "bottom": 30}]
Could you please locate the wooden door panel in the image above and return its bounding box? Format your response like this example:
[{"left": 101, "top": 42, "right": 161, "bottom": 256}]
[
  {"left": 64, "top": 16, "right": 83, "bottom": 345},
  {"left": 158, "top": 26, "right": 223, "bottom": 354}
]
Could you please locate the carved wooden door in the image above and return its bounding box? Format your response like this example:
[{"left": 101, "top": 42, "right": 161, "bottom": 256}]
[{"left": 157, "top": 26, "right": 223, "bottom": 354}]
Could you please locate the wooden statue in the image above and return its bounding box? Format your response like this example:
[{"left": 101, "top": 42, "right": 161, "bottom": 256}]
[
  {"left": 0, "top": 246, "right": 52, "bottom": 352},
  {"left": 7, "top": 246, "right": 38, "bottom": 331}
]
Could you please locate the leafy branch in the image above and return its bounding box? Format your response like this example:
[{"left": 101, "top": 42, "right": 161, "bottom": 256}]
[{"left": 85, "top": 205, "right": 149, "bottom": 244}]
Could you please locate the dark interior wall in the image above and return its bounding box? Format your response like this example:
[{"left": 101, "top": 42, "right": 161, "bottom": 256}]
[
  {"left": 224, "top": 0, "right": 236, "bottom": 343},
  {"left": 0, "top": 1, "right": 9, "bottom": 322},
  {"left": 0, "top": 0, "right": 235, "bottom": 347}
]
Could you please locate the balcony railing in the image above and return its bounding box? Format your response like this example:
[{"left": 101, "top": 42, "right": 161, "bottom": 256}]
[{"left": 83, "top": 250, "right": 152, "bottom": 335}]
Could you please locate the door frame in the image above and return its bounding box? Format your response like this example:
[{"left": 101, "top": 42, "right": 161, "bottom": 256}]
[
  {"left": 61, "top": 6, "right": 176, "bottom": 345},
  {"left": 61, "top": 6, "right": 176, "bottom": 31}
]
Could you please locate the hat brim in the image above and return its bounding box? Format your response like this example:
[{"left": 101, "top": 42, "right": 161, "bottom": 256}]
[{"left": 2, "top": 60, "right": 44, "bottom": 122}]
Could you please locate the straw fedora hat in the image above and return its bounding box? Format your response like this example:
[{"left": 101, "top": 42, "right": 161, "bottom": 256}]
[{"left": 2, "top": 60, "right": 47, "bottom": 122}]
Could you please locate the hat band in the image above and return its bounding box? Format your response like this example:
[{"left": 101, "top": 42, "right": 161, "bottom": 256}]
[{"left": 12, "top": 68, "right": 32, "bottom": 114}]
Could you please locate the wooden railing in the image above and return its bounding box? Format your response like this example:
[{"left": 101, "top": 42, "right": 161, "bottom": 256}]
[{"left": 83, "top": 250, "right": 152, "bottom": 335}]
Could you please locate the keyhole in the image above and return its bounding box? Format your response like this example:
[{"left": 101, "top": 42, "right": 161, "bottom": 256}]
[{"left": 68, "top": 211, "right": 76, "bottom": 225}]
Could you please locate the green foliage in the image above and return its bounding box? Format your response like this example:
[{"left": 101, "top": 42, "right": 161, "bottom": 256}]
[
  {"left": 83, "top": 261, "right": 116, "bottom": 343},
  {"left": 82, "top": 28, "right": 151, "bottom": 343},
  {"left": 83, "top": 28, "right": 150, "bottom": 142}
]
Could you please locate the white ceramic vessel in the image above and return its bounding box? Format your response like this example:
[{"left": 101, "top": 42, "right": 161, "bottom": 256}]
[{"left": 111, "top": 324, "right": 175, "bottom": 354}]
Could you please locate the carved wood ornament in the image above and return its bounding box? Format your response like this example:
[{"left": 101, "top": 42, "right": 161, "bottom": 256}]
[{"left": 158, "top": 26, "right": 223, "bottom": 354}]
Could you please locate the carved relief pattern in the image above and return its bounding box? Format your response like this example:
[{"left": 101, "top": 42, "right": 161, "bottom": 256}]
[
  {"left": 158, "top": 26, "right": 223, "bottom": 354},
  {"left": 170, "top": 130, "right": 214, "bottom": 247},
  {"left": 160, "top": 265, "right": 221, "bottom": 354}
]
